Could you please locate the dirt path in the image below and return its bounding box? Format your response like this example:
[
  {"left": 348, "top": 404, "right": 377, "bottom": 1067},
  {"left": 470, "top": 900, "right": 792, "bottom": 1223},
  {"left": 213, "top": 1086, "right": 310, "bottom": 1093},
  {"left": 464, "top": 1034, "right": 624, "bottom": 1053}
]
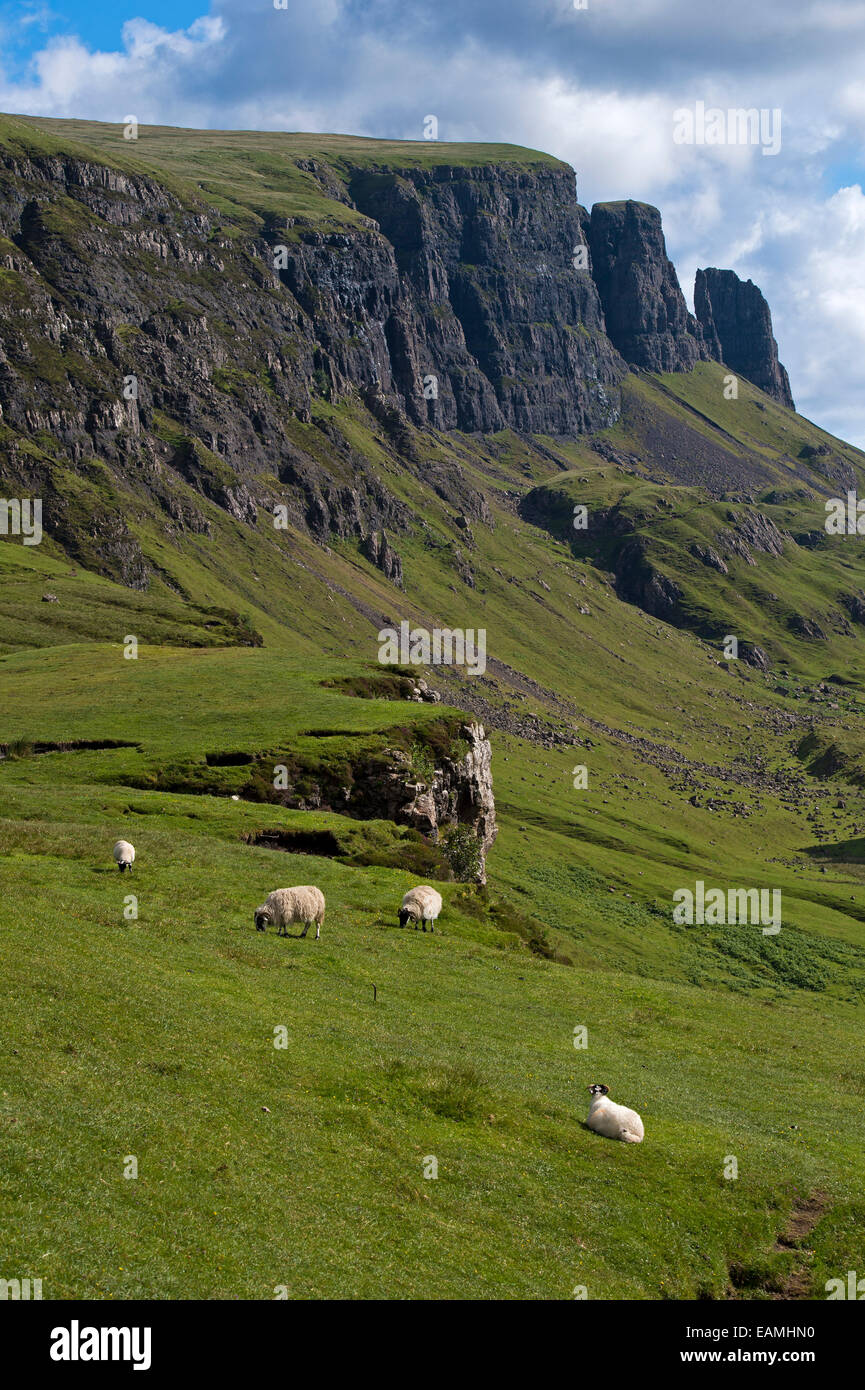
[{"left": 769, "top": 1192, "right": 828, "bottom": 1299}]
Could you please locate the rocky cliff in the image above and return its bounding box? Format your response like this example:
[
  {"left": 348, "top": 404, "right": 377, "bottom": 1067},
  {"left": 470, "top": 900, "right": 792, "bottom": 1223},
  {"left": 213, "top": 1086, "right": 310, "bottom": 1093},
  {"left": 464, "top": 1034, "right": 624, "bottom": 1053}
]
[
  {"left": 0, "top": 119, "right": 795, "bottom": 595},
  {"left": 343, "top": 164, "right": 623, "bottom": 434},
  {"left": 694, "top": 267, "right": 794, "bottom": 408},
  {"left": 587, "top": 200, "right": 707, "bottom": 372},
  {"left": 239, "top": 716, "right": 497, "bottom": 881},
  {"left": 0, "top": 141, "right": 624, "bottom": 587},
  {"left": 385, "top": 720, "right": 498, "bottom": 882}
]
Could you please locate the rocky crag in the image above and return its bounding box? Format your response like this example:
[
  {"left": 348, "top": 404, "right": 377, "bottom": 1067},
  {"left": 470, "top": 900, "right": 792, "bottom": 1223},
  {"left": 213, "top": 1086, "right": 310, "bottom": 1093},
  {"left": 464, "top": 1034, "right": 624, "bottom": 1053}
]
[
  {"left": 0, "top": 118, "right": 795, "bottom": 596},
  {"left": 587, "top": 200, "right": 707, "bottom": 372},
  {"left": 694, "top": 267, "right": 794, "bottom": 408}
]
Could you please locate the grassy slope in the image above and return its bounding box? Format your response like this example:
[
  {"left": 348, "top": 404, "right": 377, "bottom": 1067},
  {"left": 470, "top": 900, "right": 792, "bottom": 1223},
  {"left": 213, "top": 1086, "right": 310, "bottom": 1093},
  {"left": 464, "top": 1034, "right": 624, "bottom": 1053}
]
[
  {"left": 3, "top": 369, "right": 865, "bottom": 1297},
  {"left": 1, "top": 123, "right": 864, "bottom": 1297}
]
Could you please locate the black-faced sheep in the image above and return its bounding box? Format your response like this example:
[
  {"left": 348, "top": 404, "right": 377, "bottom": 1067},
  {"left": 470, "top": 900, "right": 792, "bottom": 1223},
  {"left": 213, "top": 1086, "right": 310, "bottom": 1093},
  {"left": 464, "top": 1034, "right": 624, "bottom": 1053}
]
[
  {"left": 113, "top": 840, "right": 135, "bottom": 873},
  {"left": 585, "top": 1083, "right": 644, "bottom": 1143},
  {"left": 254, "top": 886, "right": 325, "bottom": 940},
  {"left": 398, "top": 885, "right": 442, "bottom": 932}
]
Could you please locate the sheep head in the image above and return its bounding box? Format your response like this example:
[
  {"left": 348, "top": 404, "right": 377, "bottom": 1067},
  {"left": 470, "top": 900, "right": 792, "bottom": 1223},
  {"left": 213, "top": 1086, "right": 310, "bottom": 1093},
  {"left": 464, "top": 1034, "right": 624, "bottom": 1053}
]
[{"left": 254, "top": 906, "right": 272, "bottom": 932}]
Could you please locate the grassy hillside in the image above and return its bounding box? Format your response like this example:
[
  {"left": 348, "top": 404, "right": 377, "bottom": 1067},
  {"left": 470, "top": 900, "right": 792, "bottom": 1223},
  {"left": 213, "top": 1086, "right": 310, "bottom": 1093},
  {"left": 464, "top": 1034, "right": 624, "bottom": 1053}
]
[
  {"left": 2, "top": 638, "right": 865, "bottom": 1299},
  {"left": 3, "top": 386, "right": 865, "bottom": 1298}
]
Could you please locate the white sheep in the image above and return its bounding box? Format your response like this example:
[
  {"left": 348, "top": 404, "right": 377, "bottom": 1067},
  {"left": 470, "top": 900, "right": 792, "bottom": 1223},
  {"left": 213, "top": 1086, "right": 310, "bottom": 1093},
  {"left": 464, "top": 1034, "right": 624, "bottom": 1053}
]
[
  {"left": 585, "top": 1083, "right": 644, "bottom": 1144},
  {"left": 113, "top": 840, "right": 135, "bottom": 874},
  {"left": 398, "top": 885, "right": 443, "bottom": 933},
  {"left": 254, "top": 886, "right": 325, "bottom": 940}
]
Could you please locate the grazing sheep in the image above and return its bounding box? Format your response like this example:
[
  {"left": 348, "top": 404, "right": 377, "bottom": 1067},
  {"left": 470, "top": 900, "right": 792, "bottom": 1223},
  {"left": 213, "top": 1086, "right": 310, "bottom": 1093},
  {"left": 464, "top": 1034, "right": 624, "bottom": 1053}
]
[
  {"left": 113, "top": 840, "right": 135, "bottom": 874},
  {"left": 585, "top": 1083, "right": 644, "bottom": 1143},
  {"left": 254, "top": 886, "right": 325, "bottom": 940},
  {"left": 398, "top": 885, "right": 443, "bottom": 933}
]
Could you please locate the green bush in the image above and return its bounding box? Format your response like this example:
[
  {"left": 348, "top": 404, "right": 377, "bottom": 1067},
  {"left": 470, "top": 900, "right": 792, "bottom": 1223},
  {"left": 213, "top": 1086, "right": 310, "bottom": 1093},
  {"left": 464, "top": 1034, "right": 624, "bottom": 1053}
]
[
  {"left": 410, "top": 740, "right": 436, "bottom": 786},
  {"left": 442, "top": 823, "right": 483, "bottom": 882}
]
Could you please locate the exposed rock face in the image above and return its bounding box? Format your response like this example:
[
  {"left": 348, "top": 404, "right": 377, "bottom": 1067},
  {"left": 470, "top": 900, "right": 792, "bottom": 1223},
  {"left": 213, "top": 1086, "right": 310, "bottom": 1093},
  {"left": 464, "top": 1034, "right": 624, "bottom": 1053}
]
[
  {"left": 694, "top": 268, "right": 794, "bottom": 408},
  {"left": 0, "top": 135, "right": 795, "bottom": 599},
  {"left": 396, "top": 721, "right": 497, "bottom": 882},
  {"left": 741, "top": 643, "right": 770, "bottom": 670},
  {"left": 717, "top": 508, "right": 788, "bottom": 565},
  {"left": 242, "top": 720, "right": 496, "bottom": 881},
  {"left": 843, "top": 593, "right": 865, "bottom": 625},
  {"left": 689, "top": 542, "right": 729, "bottom": 575},
  {"left": 347, "top": 166, "right": 624, "bottom": 435},
  {"left": 613, "top": 535, "right": 685, "bottom": 623},
  {"left": 360, "top": 530, "right": 403, "bottom": 587},
  {"left": 0, "top": 148, "right": 624, "bottom": 588},
  {"left": 588, "top": 201, "right": 706, "bottom": 372}
]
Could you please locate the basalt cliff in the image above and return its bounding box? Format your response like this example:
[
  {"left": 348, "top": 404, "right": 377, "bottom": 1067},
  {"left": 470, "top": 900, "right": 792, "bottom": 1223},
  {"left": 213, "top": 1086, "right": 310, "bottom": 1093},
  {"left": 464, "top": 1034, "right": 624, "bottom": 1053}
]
[{"left": 0, "top": 117, "right": 795, "bottom": 593}]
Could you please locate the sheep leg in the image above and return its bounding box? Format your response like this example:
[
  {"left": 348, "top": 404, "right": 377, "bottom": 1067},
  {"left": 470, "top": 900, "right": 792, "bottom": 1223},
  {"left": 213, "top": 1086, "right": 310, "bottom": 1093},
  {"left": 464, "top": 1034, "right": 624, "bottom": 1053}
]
[
  {"left": 300, "top": 922, "right": 309, "bottom": 938},
  {"left": 314, "top": 922, "right": 320, "bottom": 940}
]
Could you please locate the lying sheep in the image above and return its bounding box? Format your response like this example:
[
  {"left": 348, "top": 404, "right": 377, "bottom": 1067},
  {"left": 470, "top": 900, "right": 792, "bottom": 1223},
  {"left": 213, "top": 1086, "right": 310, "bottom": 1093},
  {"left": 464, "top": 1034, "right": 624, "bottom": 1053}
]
[
  {"left": 585, "top": 1083, "right": 644, "bottom": 1144},
  {"left": 254, "top": 886, "right": 325, "bottom": 940},
  {"left": 398, "top": 885, "right": 442, "bottom": 933},
  {"left": 113, "top": 840, "right": 135, "bottom": 874}
]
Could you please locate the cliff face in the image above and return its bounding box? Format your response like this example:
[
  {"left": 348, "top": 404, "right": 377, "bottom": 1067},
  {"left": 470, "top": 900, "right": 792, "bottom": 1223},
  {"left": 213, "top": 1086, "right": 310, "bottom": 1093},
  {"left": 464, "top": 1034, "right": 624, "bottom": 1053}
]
[
  {"left": 0, "top": 128, "right": 795, "bottom": 595},
  {"left": 341, "top": 165, "right": 624, "bottom": 434},
  {"left": 694, "top": 267, "right": 794, "bottom": 408},
  {"left": 0, "top": 147, "right": 626, "bottom": 585},
  {"left": 388, "top": 720, "right": 497, "bottom": 882},
  {"left": 587, "top": 201, "right": 707, "bottom": 372},
  {"left": 0, "top": 150, "right": 623, "bottom": 444}
]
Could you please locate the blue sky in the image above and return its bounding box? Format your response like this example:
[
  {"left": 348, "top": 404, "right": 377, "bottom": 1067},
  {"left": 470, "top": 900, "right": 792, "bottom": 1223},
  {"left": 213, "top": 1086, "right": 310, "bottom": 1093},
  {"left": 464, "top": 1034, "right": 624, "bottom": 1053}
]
[
  {"left": 1, "top": 2, "right": 204, "bottom": 64},
  {"left": 2, "top": 0, "right": 865, "bottom": 446}
]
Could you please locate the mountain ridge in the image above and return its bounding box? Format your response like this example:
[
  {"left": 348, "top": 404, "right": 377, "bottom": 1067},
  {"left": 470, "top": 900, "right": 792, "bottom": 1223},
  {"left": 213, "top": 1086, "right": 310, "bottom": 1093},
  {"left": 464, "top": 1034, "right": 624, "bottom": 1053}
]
[{"left": 0, "top": 113, "right": 798, "bottom": 593}]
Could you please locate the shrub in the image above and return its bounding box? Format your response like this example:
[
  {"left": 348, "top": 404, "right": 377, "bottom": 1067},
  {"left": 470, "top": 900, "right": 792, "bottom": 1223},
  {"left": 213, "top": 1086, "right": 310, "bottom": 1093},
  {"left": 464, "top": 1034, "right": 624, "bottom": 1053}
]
[
  {"left": 410, "top": 740, "right": 436, "bottom": 786},
  {"left": 442, "top": 823, "right": 483, "bottom": 882}
]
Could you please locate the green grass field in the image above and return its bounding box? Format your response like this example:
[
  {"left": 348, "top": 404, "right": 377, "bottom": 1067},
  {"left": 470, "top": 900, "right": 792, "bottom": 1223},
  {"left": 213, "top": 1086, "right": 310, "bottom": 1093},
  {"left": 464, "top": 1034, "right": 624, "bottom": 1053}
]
[{"left": 1, "top": 643, "right": 864, "bottom": 1298}]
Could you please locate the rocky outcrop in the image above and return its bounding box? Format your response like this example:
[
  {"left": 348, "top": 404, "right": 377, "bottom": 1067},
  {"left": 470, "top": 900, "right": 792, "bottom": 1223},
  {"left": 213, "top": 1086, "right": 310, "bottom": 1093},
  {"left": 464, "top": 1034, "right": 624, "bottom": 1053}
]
[
  {"left": 613, "top": 535, "right": 685, "bottom": 623},
  {"left": 360, "top": 529, "right": 403, "bottom": 586},
  {"left": 0, "top": 129, "right": 796, "bottom": 598},
  {"left": 588, "top": 201, "right": 706, "bottom": 372},
  {"left": 843, "top": 593, "right": 865, "bottom": 625},
  {"left": 0, "top": 145, "right": 626, "bottom": 589},
  {"left": 717, "top": 508, "right": 788, "bottom": 565},
  {"left": 694, "top": 268, "right": 794, "bottom": 408},
  {"left": 395, "top": 721, "right": 497, "bottom": 881},
  {"left": 689, "top": 542, "right": 729, "bottom": 575},
  {"left": 233, "top": 720, "right": 497, "bottom": 879}
]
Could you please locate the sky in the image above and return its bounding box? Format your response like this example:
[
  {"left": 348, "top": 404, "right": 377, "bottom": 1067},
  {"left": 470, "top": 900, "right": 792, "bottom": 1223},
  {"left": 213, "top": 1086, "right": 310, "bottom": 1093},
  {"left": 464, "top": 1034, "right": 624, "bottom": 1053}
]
[{"left": 2, "top": 0, "right": 865, "bottom": 446}]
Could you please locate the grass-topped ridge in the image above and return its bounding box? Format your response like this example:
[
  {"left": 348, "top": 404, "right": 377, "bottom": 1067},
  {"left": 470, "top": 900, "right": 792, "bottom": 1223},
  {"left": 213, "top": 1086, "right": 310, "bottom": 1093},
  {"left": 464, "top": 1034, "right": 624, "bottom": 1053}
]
[{"left": 0, "top": 113, "right": 570, "bottom": 234}]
